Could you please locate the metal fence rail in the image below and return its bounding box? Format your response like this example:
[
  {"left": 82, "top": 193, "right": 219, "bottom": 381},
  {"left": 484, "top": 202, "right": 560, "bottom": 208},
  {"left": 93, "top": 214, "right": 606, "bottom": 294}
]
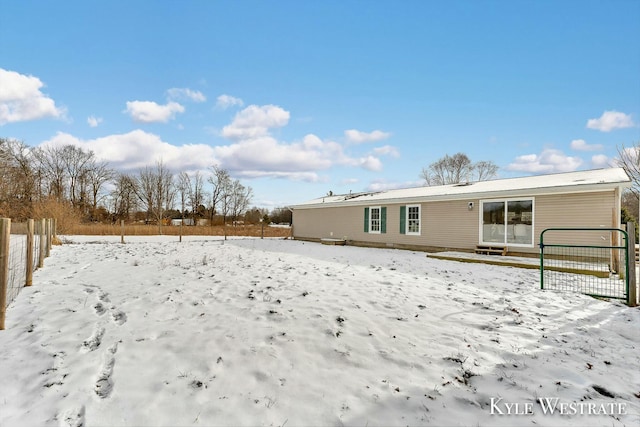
[{"left": 540, "top": 227, "right": 629, "bottom": 301}]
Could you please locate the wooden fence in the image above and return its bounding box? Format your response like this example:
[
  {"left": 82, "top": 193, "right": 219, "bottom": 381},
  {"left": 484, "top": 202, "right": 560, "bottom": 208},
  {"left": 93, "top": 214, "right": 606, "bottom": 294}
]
[{"left": 0, "top": 218, "right": 55, "bottom": 330}]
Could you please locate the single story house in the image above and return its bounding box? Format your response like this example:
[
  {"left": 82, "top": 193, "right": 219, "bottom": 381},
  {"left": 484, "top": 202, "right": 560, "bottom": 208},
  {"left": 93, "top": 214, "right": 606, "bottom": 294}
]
[
  {"left": 170, "top": 218, "right": 195, "bottom": 226},
  {"left": 290, "top": 167, "right": 632, "bottom": 256}
]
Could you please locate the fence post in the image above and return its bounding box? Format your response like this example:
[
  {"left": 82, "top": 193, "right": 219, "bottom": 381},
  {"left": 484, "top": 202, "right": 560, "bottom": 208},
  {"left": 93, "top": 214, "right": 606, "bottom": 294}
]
[
  {"left": 45, "top": 219, "right": 51, "bottom": 258},
  {"left": 38, "top": 219, "right": 45, "bottom": 268},
  {"left": 179, "top": 221, "right": 183, "bottom": 243},
  {"left": 627, "top": 222, "right": 637, "bottom": 307},
  {"left": 0, "top": 218, "right": 11, "bottom": 330},
  {"left": 120, "top": 220, "right": 125, "bottom": 244},
  {"left": 26, "top": 219, "right": 34, "bottom": 287}
]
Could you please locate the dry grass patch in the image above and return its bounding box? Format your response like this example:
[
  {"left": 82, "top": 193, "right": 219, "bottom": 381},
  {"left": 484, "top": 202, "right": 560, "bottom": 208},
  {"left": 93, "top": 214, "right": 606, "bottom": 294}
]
[{"left": 65, "top": 223, "right": 292, "bottom": 238}]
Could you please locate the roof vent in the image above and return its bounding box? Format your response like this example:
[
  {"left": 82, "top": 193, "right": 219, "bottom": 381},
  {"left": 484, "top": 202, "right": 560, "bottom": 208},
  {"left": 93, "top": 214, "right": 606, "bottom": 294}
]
[{"left": 454, "top": 182, "right": 472, "bottom": 187}]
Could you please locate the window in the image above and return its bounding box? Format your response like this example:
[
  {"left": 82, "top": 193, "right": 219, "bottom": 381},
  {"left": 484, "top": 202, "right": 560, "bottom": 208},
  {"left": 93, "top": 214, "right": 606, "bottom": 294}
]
[
  {"left": 400, "top": 205, "right": 421, "bottom": 235},
  {"left": 364, "top": 206, "right": 386, "bottom": 234},
  {"left": 370, "top": 207, "right": 381, "bottom": 233},
  {"left": 480, "top": 199, "right": 534, "bottom": 246},
  {"left": 407, "top": 205, "right": 420, "bottom": 234}
]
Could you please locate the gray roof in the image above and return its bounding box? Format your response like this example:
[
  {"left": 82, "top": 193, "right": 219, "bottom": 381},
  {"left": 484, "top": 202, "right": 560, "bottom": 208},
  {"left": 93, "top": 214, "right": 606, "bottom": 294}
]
[{"left": 292, "top": 167, "right": 631, "bottom": 209}]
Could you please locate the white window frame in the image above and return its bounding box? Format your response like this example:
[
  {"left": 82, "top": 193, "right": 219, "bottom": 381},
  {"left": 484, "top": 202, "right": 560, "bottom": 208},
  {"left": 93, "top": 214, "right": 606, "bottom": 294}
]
[
  {"left": 369, "top": 206, "right": 382, "bottom": 234},
  {"left": 406, "top": 204, "right": 421, "bottom": 236},
  {"left": 479, "top": 198, "right": 535, "bottom": 248}
]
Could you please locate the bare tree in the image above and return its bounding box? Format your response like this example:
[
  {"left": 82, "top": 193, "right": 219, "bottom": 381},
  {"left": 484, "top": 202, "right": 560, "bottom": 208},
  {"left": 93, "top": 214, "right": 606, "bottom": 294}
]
[
  {"left": 474, "top": 160, "right": 499, "bottom": 182},
  {"left": 420, "top": 152, "right": 498, "bottom": 185},
  {"left": 188, "top": 171, "right": 206, "bottom": 224},
  {"left": 33, "top": 145, "right": 67, "bottom": 201},
  {"left": 136, "top": 166, "right": 156, "bottom": 223},
  {"left": 60, "top": 145, "right": 94, "bottom": 210},
  {"left": 155, "top": 161, "right": 175, "bottom": 229},
  {"left": 616, "top": 143, "right": 640, "bottom": 196},
  {"left": 135, "top": 160, "right": 174, "bottom": 231},
  {"left": 622, "top": 190, "right": 639, "bottom": 222},
  {"left": 86, "top": 159, "right": 115, "bottom": 221},
  {"left": 111, "top": 173, "right": 138, "bottom": 221},
  {"left": 0, "top": 138, "right": 36, "bottom": 218},
  {"left": 229, "top": 179, "right": 253, "bottom": 224},
  {"left": 176, "top": 171, "right": 191, "bottom": 221},
  {"left": 208, "top": 165, "right": 231, "bottom": 224},
  {"left": 31, "top": 144, "right": 101, "bottom": 213}
]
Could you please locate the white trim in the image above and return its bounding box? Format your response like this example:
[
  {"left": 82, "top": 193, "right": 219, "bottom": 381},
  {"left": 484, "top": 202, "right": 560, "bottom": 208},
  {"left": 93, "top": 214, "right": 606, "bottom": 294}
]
[
  {"left": 479, "top": 197, "right": 535, "bottom": 248},
  {"left": 369, "top": 206, "right": 382, "bottom": 234},
  {"left": 406, "top": 204, "right": 421, "bottom": 236}
]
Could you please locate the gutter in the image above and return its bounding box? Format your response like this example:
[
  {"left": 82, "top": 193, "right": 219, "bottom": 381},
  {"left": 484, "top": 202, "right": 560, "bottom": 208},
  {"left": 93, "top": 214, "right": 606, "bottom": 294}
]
[{"left": 292, "top": 181, "right": 631, "bottom": 210}]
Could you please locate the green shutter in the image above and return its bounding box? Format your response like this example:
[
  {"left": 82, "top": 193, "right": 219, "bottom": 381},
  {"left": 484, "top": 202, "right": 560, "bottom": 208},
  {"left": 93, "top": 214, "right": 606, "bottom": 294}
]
[
  {"left": 364, "top": 207, "right": 369, "bottom": 232},
  {"left": 381, "top": 207, "right": 387, "bottom": 234},
  {"left": 399, "top": 205, "right": 406, "bottom": 234}
]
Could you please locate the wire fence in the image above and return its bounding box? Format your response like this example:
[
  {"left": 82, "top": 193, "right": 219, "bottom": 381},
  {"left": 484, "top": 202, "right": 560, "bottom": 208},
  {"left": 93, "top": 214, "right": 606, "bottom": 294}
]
[
  {"left": 540, "top": 245, "right": 627, "bottom": 299},
  {"left": 540, "top": 227, "right": 632, "bottom": 303},
  {"left": 1, "top": 218, "right": 54, "bottom": 330}
]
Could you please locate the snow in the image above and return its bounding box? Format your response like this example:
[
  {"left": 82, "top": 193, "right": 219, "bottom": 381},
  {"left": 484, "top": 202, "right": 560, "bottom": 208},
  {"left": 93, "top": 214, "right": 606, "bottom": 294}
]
[
  {"left": 1, "top": 236, "right": 638, "bottom": 427},
  {"left": 293, "top": 167, "right": 630, "bottom": 207}
]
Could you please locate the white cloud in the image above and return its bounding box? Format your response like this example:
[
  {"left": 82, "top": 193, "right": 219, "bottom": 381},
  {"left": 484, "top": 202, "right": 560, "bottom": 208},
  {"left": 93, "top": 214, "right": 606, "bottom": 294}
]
[
  {"left": 215, "top": 106, "right": 390, "bottom": 178},
  {"left": 356, "top": 155, "right": 383, "bottom": 172},
  {"left": 87, "top": 116, "right": 103, "bottom": 127},
  {"left": 43, "top": 102, "right": 391, "bottom": 184},
  {"left": 125, "top": 101, "right": 185, "bottom": 123},
  {"left": 0, "top": 68, "right": 65, "bottom": 125},
  {"left": 340, "top": 178, "right": 360, "bottom": 185},
  {"left": 586, "top": 111, "right": 635, "bottom": 132},
  {"left": 216, "top": 94, "right": 244, "bottom": 110},
  {"left": 344, "top": 129, "right": 391, "bottom": 144},
  {"left": 214, "top": 134, "right": 337, "bottom": 175},
  {"left": 221, "top": 104, "right": 290, "bottom": 140},
  {"left": 41, "top": 130, "right": 216, "bottom": 172},
  {"left": 570, "top": 139, "right": 603, "bottom": 151},
  {"left": 166, "top": 88, "right": 206, "bottom": 103},
  {"left": 373, "top": 145, "right": 400, "bottom": 158},
  {"left": 507, "top": 148, "right": 583, "bottom": 173},
  {"left": 591, "top": 154, "right": 611, "bottom": 168},
  {"left": 212, "top": 132, "right": 385, "bottom": 179}
]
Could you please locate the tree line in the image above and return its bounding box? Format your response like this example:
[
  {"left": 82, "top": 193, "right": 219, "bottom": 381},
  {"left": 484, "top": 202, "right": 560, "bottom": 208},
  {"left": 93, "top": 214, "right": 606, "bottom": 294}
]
[
  {"left": 4, "top": 136, "right": 637, "bottom": 228},
  {"left": 0, "top": 138, "right": 292, "bottom": 226}
]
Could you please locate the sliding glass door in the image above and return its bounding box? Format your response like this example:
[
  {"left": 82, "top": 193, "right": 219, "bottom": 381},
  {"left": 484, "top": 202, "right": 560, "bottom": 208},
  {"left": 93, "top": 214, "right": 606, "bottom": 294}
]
[{"left": 481, "top": 199, "right": 534, "bottom": 246}]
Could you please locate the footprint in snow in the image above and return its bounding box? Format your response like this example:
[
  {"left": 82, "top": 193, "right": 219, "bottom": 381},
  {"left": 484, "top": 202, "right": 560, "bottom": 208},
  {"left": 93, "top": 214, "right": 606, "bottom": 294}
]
[
  {"left": 59, "top": 405, "right": 86, "bottom": 427},
  {"left": 42, "top": 351, "right": 68, "bottom": 389},
  {"left": 93, "top": 303, "right": 106, "bottom": 316},
  {"left": 82, "top": 327, "right": 105, "bottom": 352},
  {"left": 111, "top": 311, "right": 127, "bottom": 325},
  {"left": 95, "top": 343, "right": 118, "bottom": 398}
]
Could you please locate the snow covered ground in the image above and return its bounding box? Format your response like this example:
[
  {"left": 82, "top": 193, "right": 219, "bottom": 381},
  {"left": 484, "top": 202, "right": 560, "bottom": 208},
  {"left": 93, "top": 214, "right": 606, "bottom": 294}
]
[{"left": 0, "top": 236, "right": 638, "bottom": 427}]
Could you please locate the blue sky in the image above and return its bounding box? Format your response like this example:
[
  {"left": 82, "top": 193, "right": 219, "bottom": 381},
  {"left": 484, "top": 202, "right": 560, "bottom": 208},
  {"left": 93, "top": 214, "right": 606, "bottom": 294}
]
[{"left": 1, "top": 0, "right": 639, "bottom": 209}]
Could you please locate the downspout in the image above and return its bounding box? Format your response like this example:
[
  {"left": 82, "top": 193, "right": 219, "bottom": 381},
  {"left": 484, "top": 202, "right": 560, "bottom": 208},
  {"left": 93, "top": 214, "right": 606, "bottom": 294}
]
[
  {"left": 287, "top": 207, "right": 294, "bottom": 240},
  {"left": 615, "top": 185, "right": 622, "bottom": 228}
]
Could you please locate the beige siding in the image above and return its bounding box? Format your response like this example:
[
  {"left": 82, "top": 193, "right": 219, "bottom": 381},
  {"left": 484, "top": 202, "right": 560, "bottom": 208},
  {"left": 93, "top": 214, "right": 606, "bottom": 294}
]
[
  {"left": 423, "top": 200, "right": 479, "bottom": 249},
  {"left": 534, "top": 191, "right": 619, "bottom": 251},
  {"left": 293, "top": 189, "right": 619, "bottom": 254}
]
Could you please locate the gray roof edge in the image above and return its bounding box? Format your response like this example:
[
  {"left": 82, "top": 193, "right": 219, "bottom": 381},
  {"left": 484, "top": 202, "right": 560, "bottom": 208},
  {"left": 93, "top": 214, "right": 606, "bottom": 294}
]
[{"left": 291, "top": 175, "right": 630, "bottom": 210}]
